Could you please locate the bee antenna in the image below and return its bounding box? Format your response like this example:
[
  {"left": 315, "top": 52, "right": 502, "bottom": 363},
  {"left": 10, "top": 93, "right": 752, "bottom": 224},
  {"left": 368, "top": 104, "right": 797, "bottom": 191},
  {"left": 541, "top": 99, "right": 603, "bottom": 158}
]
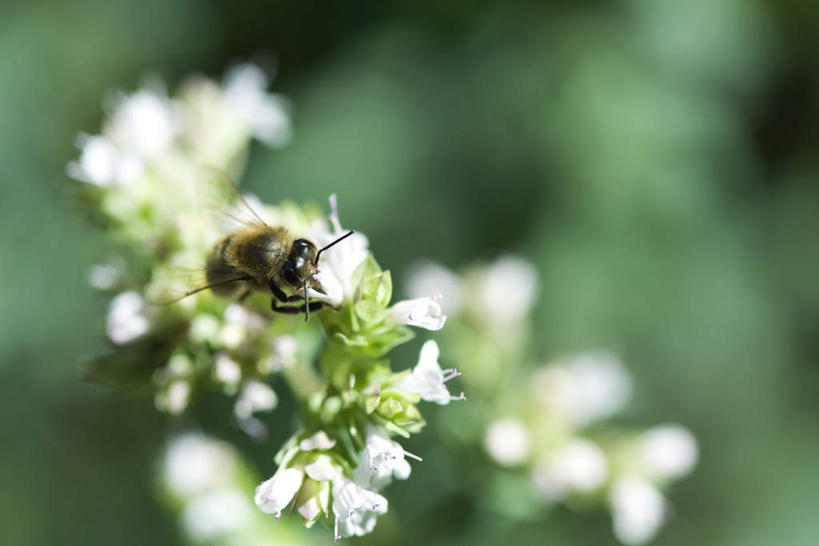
[
  {"left": 303, "top": 279, "right": 310, "bottom": 322},
  {"left": 314, "top": 231, "right": 354, "bottom": 266}
]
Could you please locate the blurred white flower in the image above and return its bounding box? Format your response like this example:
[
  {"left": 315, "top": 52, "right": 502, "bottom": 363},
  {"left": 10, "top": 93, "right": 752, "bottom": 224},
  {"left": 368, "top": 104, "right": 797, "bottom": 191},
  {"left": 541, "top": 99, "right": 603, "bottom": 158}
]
[
  {"left": 106, "top": 290, "right": 150, "bottom": 344},
  {"left": 223, "top": 63, "right": 291, "bottom": 147},
  {"left": 105, "top": 87, "right": 178, "bottom": 159},
  {"left": 332, "top": 478, "right": 388, "bottom": 540},
  {"left": 484, "top": 418, "right": 532, "bottom": 467},
  {"left": 531, "top": 438, "right": 609, "bottom": 501},
  {"left": 395, "top": 340, "right": 465, "bottom": 405},
  {"left": 188, "top": 314, "right": 221, "bottom": 344},
  {"left": 405, "top": 260, "right": 463, "bottom": 315},
  {"left": 87, "top": 262, "right": 120, "bottom": 290},
  {"left": 214, "top": 353, "right": 242, "bottom": 392},
  {"left": 533, "top": 351, "right": 632, "bottom": 427},
  {"left": 162, "top": 434, "right": 236, "bottom": 496},
  {"left": 255, "top": 467, "right": 305, "bottom": 518},
  {"left": 67, "top": 134, "right": 143, "bottom": 187},
  {"left": 182, "top": 489, "right": 251, "bottom": 541},
  {"left": 387, "top": 296, "right": 447, "bottom": 330},
  {"left": 638, "top": 425, "right": 698, "bottom": 480},
  {"left": 156, "top": 380, "right": 191, "bottom": 415},
  {"left": 470, "top": 255, "right": 538, "bottom": 324},
  {"left": 353, "top": 427, "right": 413, "bottom": 490},
  {"left": 234, "top": 381, "right": 278, "bottom": 420},
  {"left": 260, "top": 335, "right": 298, "bottom": 373},
  {"left": 300, "top": 431, "right": 337, "bottom": 451},
  {"left": 609, "top": 477, "right": 667, "bottom": 545}
]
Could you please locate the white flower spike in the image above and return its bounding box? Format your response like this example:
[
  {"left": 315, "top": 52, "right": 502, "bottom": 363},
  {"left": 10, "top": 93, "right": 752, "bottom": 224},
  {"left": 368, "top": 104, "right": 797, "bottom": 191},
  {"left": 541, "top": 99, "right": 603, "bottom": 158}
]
[{"left": 396, "top": 340, "right": 465, "bottom": 405}]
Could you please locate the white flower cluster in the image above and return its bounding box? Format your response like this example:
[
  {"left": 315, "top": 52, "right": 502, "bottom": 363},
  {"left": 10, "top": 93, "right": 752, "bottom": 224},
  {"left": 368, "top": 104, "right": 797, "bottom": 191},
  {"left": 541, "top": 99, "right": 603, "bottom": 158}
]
[
  {"left": 254, "top": 337, "right": 463, "bottom": 540},
  {"left": 75, "top": 63, "right": 458, "bottom": 543},
  {"left": 488, "top": 352, "right": 698, "bottom": 545},
  {"left": 408, "top": 257, "right": 697, "bottom": 545}
]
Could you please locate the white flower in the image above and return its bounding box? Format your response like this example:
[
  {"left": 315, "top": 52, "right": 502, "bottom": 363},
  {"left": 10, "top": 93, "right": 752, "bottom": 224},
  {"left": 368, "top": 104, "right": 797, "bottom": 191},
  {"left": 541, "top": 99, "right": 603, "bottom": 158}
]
[
  {"left": 300, "top": 431, "right": 337, "bottom": 452},
  {"left": 638, "top": 425, "right": 698, "bottom": 480},
  {"left": 234, "top": 381, "right": 278, "bottom": 420},
  {"left": 182, "top": 489, "right": 251, "bottom": 540},
  {"left": 484, "top": 418, "right": 532, "bottom": 467},
  {"left": 395, "top": 340, "right": 464, "bottom": 405},
  {"left": 104, "top": 87, "right": 178, "bottom": 159},
  {"left": 307, "top": 195, "right": 369, "bottom": 306},
  {"left": 353, "top": 427, "right": 414, "bottom": 490},
  {"left": 162, "top": 433, "right": 236, "bottom": 496},
  {"left": 106, "top": 290, "right": 150, "bottom": 344},
  {"left": 405, "top": 260, "right": 464, "bottom": 315},
  {"left": 87, "top": 262, "right": 120, "bottom": 290},
  {"left": 533, "top": 351, "right": 631, "bottom": 427},
  {"left": 304, "top": 454, "right": 343, "bottom": 482},
  {"left": 255, "top": 467, "right": 305, "bottom": 518},
  {"left": 214, "top": 353, "right": 242, "bottom": 392},
  {"left": 531, "top": 438, "right": 609, "bottom": 501},
  {"left": 67, "top": 134, "right": 143, "bottom": 187},
  {"left": 332, "top": 478, "right": 388, "bottom": 540},
  {"left": 387, "top": 296, "right": 447, "bottom": 330},
  {"left": 470, "top": 255, "right": 538, "bottom": 324},
  {"left": 156, "top": 380, "right": 191, "bottom": 415},
  {"left": 609, "top": 477, "right": 667, "bottom": 545},
  {"left": 223, "top": 63, "right": 291, "bottom": 147}
]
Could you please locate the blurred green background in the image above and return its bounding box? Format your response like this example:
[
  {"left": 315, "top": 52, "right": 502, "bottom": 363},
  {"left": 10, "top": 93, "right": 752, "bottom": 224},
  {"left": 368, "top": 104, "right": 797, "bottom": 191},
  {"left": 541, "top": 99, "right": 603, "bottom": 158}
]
[{"left": 2, "top": 0, "right": 819, "bottom": 544}]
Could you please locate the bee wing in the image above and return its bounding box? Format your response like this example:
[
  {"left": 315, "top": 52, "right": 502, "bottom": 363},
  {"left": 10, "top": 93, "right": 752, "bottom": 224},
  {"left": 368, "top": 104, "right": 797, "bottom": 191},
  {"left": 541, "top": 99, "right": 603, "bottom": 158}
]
[{"left": 196, "top": 166, "right": 271, "bottom": 230}]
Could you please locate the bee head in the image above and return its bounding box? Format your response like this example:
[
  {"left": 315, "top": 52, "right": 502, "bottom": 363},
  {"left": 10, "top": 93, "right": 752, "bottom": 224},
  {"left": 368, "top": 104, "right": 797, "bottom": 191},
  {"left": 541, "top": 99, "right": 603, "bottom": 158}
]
[{"left": 281, "top": 239, "right": 319, "bottom": 288}]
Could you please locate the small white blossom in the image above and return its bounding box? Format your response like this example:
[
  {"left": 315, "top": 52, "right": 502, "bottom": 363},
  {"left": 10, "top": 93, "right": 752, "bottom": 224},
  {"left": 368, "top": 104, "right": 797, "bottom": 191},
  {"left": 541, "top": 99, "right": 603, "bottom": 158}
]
[
  {"left": 395, "top": 340, "right": 464, "bottom": 405},
  {"left": 300, "top": 431, "right": 337, "bottom": 452},
  {"left": 182, "top": 489, "right": 251, "bottom": 541},
  {"left": 255, "top": 467, "right": 305, "bottom": 518},
  {"left": 533, "top": 351, "right": 631, "bottom": 427},
  {"left": 531, "top": 438, "right": 609, "bottom": 501},
  {"left": 470, "top": 255, "right": 538, "bottom": 324},
  {"left": 234, "top": 381, "right": 278, "bottom": 420},
  {"left": 223, "top": 63, "right": 291, "bottom": 147},
  {"left": 484, "top": 418, "right": 532, "bottom": 467},
  {"left": 307, "top": 195, "right": 369, "bottom": 306},
  {"left": 387, "top": 296, "right": 447, "bottom": 330},
  {"left": 104, "top": 87, "right": 178, "bottom": 159},
  {"left": 106, "top": 290, "right": 150, "bottom": 344},
  {"left": 214, "top": 353, "right": 242, "bottom": 392},
  {"left": 162, "top": 434, "right": 236, "bottom": 496},
  {"left": 638, "top": 425, "right": 698, "bottom": 480},
  {"left": 332, "top": 478, "right": 388, "bottom": 540},
  {"left": 353, "top": 427, "right": 413, "bottom": 490},
  {"left": 609, "top": 477, "right": 667, "bottom": 545},
  {"left": 304, "top": 454, "right": 343, "bottom": 482},
  {"left": 67, "top": 134, "right": 143, "bottom": 187},
  {"left": 156, "top": 380, "right": 191, "bottom": 415}
]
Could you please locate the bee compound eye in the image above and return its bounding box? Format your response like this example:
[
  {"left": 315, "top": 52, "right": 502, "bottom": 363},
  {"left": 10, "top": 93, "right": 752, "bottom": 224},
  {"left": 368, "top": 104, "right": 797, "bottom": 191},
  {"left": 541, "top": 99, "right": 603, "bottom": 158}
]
[{"left": 282, "top": 265, "right": 300, "bottom": 286}]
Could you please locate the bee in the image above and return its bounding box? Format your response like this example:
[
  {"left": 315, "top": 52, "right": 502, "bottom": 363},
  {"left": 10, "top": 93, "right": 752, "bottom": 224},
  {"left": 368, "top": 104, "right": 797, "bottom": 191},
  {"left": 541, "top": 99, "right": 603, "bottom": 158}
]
[{"left": 171, "top": 171, "right": 352, "bottom": 321}]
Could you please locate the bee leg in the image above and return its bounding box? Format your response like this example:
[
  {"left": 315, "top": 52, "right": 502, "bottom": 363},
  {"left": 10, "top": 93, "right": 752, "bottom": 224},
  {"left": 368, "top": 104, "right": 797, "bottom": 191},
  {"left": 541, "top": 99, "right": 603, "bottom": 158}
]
[
  {"left": 270, "top": 300, "right": 324, "bottom": 315},
  {"left": 269, "top": 280, "right": 303, "bottom": 303},
  {"left": 238, "top": 289, "right": 251, "bottom": 303},
  {"left": 270, "top": 300, "right": 303, "bottom": 314}
]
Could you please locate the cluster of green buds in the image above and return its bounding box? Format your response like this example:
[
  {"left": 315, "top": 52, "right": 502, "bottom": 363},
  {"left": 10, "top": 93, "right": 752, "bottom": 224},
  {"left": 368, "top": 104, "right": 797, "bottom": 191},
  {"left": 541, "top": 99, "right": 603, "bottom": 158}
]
[
  {"left": 407, "top": 258, "right": 697, "bottom": 545},
  {"left": 70, "top": 63, "right": 461, "bottom": 540}
]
